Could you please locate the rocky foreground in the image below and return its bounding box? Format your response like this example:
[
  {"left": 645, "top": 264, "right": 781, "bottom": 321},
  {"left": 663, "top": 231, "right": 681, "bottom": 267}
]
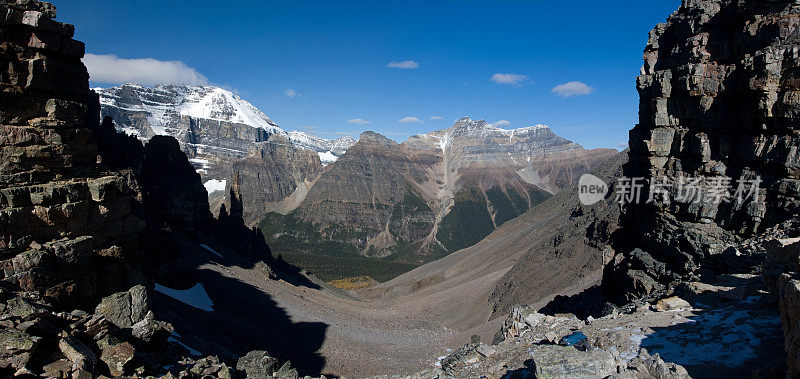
[{"left": 419, "top": 226, "right": 796, "bottom": 379}]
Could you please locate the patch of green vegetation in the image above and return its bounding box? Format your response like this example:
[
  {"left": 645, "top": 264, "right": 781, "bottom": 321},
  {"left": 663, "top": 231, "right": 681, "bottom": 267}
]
[
  {"left": 257, "top": 212, "right": 368, "bottom": 257},
  {"left": 528, "top": 185, "right": 552, "bottom": 207},
  {"left": 507, "top": 186, "right": 530, "bottom": 213},
  {"left": 486, "top": 185, "right": 552, "bottom": 227},
  {"left": 485, "top": 186, "right": 519, "bottom": 227},
  {"left": 277, "top": 251, "right": 417, "bottom": 282},
  {"left": 258, "top": 211, "right": 419, "bottom": 282},
  {"left": 386, "top": 241, "right": 448, "bottom": 265},
  {"left": 436, "top": 186, "right": 495, "bottom": 252}
]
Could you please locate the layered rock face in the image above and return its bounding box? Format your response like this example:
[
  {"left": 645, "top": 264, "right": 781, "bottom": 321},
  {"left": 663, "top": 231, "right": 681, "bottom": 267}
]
[
  {"left": 219, "top": 134, "right": 324, "bottom": 222},
  {"left": 0, "top": 0, "right": 149, "bottom": 308},
  {"left": 607, "top": 0, "right": 800, "bottom": 303},
  {"left": 0, "top": 2, "right": 293, "bottom": 376}
]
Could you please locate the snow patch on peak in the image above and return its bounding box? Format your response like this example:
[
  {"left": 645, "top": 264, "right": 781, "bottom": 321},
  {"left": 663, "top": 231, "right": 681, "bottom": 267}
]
[
  {"left": 96, "top": 84, "right": 285, "bottom": 137},
  {"left": 318, "top": 151, "right": 338, "bottom": 165},
  {"left": 173, "top": 86, "right": 282, "bottom": 134},
  {"left": 288, "top": 131, "right": 356, "bottom": 158}
]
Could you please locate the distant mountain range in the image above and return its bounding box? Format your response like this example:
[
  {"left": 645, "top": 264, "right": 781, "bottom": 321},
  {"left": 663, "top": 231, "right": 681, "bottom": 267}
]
[{"left": 96, "top": 84, "right": 617, "bottom": 279}]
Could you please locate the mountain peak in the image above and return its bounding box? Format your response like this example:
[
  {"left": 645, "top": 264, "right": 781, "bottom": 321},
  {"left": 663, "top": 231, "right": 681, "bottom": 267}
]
[
  {"left": 358, "top": 131, "right": 395, "bottom": 145},
  {"left": 97, "top": 84, "right": 284, "bottom": 137}
]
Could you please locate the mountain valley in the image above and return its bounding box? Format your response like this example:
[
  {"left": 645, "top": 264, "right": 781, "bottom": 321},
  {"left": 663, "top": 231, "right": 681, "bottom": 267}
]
[
  {"left": 98, "top": 85, "right": 616, "bottom": 281},
  {"left": 1, "top": 0, "right": 800, "bottom": 378}
]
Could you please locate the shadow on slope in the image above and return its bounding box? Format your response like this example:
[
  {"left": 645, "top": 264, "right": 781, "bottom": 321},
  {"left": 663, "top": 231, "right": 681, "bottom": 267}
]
[
  {"left": 149, "top": 235, "right": 329, "bottom": 376},
  {"left": 639, "top": 302, "right": 784, "bottom": 378}
]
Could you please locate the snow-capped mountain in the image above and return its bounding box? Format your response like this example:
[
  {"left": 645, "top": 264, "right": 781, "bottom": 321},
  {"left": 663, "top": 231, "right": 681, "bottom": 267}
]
[
  {"left": 96, "top": 84, "right": 357, "bottom": 194},
  {"left": 97, "top": 84, "right": 285, "bottom": 139},
  {"left": 287, "top": 131, "right": 355, "bottom": 164}
]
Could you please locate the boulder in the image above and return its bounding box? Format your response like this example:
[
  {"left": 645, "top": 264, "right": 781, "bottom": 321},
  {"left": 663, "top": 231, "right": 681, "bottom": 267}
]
[
  {"left": 622, "top": 353, "right": 690, "bottom": 378},
  {"left": 131, "top": 311, "right": 174, "bottom": 343},
  {"left": 531, "top": 345, "right": 616, "bottom": 378},
  {"left": 0, "top": 329, "right": 40, "bottom": 371},
  {"left": 236, "top": 350, "right": 280, "bottom": 379},
  {"left": 524, "top": 312, "right": 545, "bottom": 328},
  {"left": 765, "top": 238, "right": 800, "bottom": 267},
  {"left": 94, "top": 285, "right": 149, "bottom": 328},
  {"left": 475, "top": 343, "right": 496, "bottom": 357},
  {"left": 654, "top": 297, "right": 691, "bottom": 312},
  {"left": 274, "top": 361, "right": 299, "bottom": 379},
  {"left": 41, "top": 359, "right": 72, "bottom": 378},
  {"left": 99, "top": 341, "right": 134, "bottom": 376},
  {"left": 58, "top": 336, "right": 97, "bottom": 372}
]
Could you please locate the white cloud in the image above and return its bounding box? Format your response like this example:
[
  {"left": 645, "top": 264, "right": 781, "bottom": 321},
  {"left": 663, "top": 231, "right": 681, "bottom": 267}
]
[
  {"left": 491, "top": 73, "right": 528, "bottom": 86},
  {"left": 83, "top": 54, "right": 208, "bottom": 86},
  {"left": 398, "top": 116, "right": 422, "bottom": 124},
  {"left": 387, "top": 60, "right": 419, "bottom": 69},
  {"left": 430, "top": 116, "right": 444, "bottom": 120},
  {"left": 348, "top": 118, "right": 371, "bottom": 125},
  {"left": 551, "top": 81, "right": 596, "bottom": 98},
  {"left": 494, "top": 120, "right": 511, "bottom": 128},
  {"left": 285, "top": 89, "right": 301, "bottom": 98}
]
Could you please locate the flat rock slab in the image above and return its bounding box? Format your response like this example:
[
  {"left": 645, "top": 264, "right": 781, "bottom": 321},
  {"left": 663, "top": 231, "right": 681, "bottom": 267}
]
[{"left": 532, "top": 345, "right": 616, "bottom": 378}]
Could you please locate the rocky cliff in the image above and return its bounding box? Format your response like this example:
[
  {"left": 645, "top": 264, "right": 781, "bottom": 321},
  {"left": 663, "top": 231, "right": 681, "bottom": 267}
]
[
  {"left": 0, "top": 0, "right": 148, "bottom": 308},
  {"left": 604, "top": 0, "right": 800, "bottom": 304},
  {"left": 215, "top": 134, "right": 324, "bottom": 222}
]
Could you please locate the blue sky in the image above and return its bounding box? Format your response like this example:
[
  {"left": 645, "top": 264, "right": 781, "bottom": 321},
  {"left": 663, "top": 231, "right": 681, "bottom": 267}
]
[{"left": 58, "top": 0, "right": 681, "bottom": 149}]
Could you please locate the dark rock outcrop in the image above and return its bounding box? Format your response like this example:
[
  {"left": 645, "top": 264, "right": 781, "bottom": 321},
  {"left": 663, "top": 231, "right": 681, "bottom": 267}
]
[
  {"left": 605, "top": 0, "right": 800, "bottom": 303},
  {"left": 0, "top": 0, "right": 146, "bottom": 309}
]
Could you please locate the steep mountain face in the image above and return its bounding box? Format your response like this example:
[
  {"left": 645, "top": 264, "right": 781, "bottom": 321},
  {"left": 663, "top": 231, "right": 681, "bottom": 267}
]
[
  {"left": 604, "top": 0, "right": 800, "bottom": 304},
  {"left": 259, "top": 119, "right": 617, "bottom": 277},
  {"left": 97, "top": 84, "right": 283, "bottom": 139},
  {"left": 221, "top": 134, "right": 325, "bottom": 222},
  {"left": 97, "top": 84, "right": 284, "bottom": 194},
  {"left": 408, "top": 117, "right": 612, "bottom": 193}
]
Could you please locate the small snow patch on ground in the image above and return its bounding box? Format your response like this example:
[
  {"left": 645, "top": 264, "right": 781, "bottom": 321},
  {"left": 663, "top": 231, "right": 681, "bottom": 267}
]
[
  {"left": 203, "top": 179, "right": 226, "bottom": 194},
  {"left": 168, "top": 332, "right": 202, "bottom": 356},
  {"left": 199, "top": 244, "right": 223, "bottom": 258},
  {"left": 155, "top": 283, "right": 215, "bottom": 312}
]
